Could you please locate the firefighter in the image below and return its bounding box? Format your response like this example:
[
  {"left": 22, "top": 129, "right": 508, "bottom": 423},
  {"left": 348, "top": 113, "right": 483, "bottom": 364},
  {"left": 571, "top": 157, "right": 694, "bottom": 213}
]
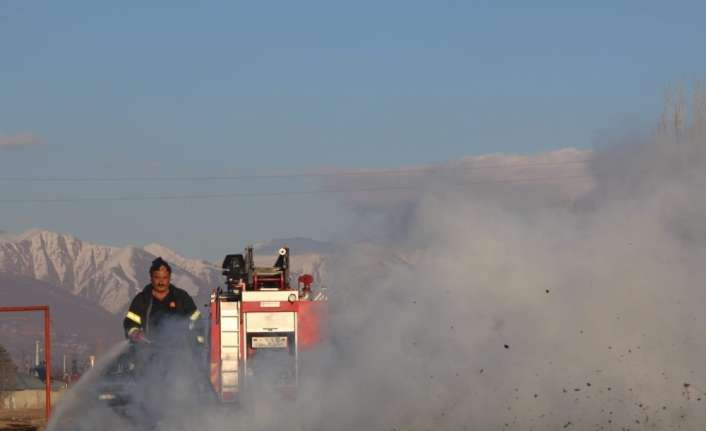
[{"left": 123, "top": 257, "right": 201, "bottom": 344}]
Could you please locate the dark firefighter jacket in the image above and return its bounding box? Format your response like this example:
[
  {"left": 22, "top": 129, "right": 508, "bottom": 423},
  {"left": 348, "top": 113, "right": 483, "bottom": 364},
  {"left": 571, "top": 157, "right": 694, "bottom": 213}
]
[{"left": 123, "top": 284, "right": 201, "bottom": 339}]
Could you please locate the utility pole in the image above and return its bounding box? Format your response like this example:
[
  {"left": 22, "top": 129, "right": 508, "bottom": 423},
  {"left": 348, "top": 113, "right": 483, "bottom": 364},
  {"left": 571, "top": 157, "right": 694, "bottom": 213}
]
[{"left": 34, "top": 340, "right": 40, "bottom": 368}]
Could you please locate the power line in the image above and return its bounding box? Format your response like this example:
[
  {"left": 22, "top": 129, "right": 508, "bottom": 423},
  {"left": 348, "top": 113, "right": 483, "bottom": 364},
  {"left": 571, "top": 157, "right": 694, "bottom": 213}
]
[
  {"left": 0, "top": 159, "right": 592, "bottom": 183},
  {"left": 0, "top": 174, "right": 592, "bottom": 204}
]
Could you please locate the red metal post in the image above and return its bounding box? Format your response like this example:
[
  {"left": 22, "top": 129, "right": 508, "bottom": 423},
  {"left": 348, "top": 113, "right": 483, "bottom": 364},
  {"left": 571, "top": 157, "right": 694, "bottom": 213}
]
[
  {"left": 44, "top": 307, "right": 51, "bottom": 420},
  {"left": 0, "top": 306, "right": 52, "bottom": 420}
]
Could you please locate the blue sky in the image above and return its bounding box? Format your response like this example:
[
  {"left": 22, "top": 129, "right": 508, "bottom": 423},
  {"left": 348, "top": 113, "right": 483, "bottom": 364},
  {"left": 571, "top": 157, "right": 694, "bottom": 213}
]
[{"left": 2, "top": 1, "right": 706, "bottom": 260}]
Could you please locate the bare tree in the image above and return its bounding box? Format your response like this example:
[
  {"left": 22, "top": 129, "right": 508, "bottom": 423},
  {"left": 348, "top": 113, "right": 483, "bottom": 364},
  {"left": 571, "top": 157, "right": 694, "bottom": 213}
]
[
  {"left": 659, "top": 84, "right": 690, "bottom": 136},
  {"left": 691, "top": 81, "right": 705, "bottom": 135},
  {"left": 0, "top": 344, "right": 18, "bottom": 407}
]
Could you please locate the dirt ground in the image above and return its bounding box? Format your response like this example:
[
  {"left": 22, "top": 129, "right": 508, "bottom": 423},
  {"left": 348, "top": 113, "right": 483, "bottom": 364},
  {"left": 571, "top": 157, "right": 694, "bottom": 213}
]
[{"left": 0, "top": 409, "right": 46, "bottom": 431}]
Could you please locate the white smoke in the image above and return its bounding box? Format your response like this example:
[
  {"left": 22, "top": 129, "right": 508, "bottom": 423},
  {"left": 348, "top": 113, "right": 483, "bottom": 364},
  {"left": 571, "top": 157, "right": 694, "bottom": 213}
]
[
  {"left": 49, "top": 91, "right": 706, "bottom": 430},
  {"left": 47, "top": 340, "right": 132, "bottom": 431},
  {"left": 310, "top": 93, "right": 706, "bottom": 430}
]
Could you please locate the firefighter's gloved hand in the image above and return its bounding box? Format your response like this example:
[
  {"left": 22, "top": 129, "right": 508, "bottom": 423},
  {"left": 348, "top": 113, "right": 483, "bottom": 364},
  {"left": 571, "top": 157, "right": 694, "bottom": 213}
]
[{"left": 128, "top": 328, "right": 150, "bottom": 344}]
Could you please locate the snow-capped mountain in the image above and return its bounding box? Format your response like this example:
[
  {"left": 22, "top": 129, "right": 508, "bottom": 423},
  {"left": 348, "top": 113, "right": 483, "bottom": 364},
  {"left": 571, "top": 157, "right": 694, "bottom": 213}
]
[
  {"left": 0, "top": 230, "right": 331, "bottom": 315},
  {"left": 0, "top": 229, "right": 222, "bottom": 314}
]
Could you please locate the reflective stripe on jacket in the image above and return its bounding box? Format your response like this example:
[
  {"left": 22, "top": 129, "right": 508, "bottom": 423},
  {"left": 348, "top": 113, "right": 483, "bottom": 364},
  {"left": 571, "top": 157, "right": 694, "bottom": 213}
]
[{"left": 122, "top": 284, "right": 198, "bottom": 338}]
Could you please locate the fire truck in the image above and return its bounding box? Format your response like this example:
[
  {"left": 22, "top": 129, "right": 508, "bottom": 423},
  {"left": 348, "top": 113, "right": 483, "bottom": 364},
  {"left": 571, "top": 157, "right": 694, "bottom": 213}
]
[
  {"left": 49, "top": 246, "right": 327, "bottom": 431},
  {"left": 90, "top": 246, "right": 327, "bottom": 413},
  {"left": 208, "top": 245, "right": 327, "bottom": 401}
]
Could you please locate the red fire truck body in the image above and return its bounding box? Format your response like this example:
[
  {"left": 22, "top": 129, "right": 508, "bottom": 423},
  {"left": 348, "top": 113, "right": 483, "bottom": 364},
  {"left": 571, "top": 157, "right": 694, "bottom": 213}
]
[{"left": 208, "top": 246, "right": 326, "bottom": 402}]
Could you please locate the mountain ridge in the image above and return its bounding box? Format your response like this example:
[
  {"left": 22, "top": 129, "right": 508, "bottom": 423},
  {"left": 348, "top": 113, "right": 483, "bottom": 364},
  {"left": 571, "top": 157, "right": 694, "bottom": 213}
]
[
  {"left": 0, "top": 229, "right": 222, "bottom": 314},
  {"left": 0, "top": 229, "right": 330, "bottom": 315}
]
